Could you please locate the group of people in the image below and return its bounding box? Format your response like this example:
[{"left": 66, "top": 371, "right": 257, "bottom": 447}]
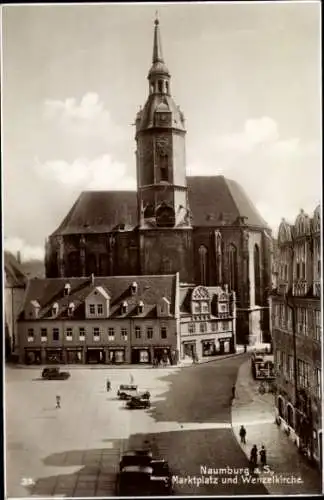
[{"left": 239, "top": 425, "right": 267, "bottom": 471}]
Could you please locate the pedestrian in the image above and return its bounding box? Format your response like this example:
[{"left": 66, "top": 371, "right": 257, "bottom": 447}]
[
  {"left": 250, "top": 445, "right": 258, "bottom": 469},
  {"left": 239, "top": 425, "right": 247, "bottom": 444},
  {"left": 232, "top": 384, "right": 236, "bottom": 399},
  {"left": 56, "top": 395, "right": 61, "bottom": 409},
  {"left": 259, "top": 445, "right": 267, "bottom": 467},
  {"left": 106, "top": 379, "right": 111, "bottom": 392},
  {"left": 130, "top": 373, "right": 134, "bottom": 384}
]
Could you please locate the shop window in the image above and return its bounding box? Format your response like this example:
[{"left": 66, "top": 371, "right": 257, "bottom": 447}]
[
  {"left": 147, "top": 327, "right": 153, "bottom": 339},
  {"left": 160, "top": 326, "right": 167, "bottom": 339},
  {"left": 135, "top": 326, "right": 141, "bottom": 339},
  {"left": 53, "top": 328, "right": 59, "bottom": 341},
  {"left": 108, "top": 327, "right": 115, "bottom": 341}
]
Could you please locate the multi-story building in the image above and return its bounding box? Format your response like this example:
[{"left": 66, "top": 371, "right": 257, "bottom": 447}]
[
  {"left": 4, "top": 251, "right": 27, "bottom": 359},
  {"left": 270, "top": 205, "right": 321, "bottom": 466},
  {"left": 180, "top": 284, "right": 236, "bottom": 361},
  {"left": 18, "top": 273, "right": 180, "bottom": 365}
]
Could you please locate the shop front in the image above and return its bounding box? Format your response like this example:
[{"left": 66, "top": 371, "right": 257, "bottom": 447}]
[
  {"left": 66, "top": 348, "right": 83, "bottom": 364},
  {"left": 108, "top": 348, "right": 126, "bottom": 364},
  {"left": 152, "top": 346, "right": 173, "bottom": 365},
  {"left": 218, "top": 337, "right": 232, "bottom": 354},
  {"left": 25, "top": 348, "right": 42, "bottom": 365},
  {"left": 45, "top": 348, "right": 64, "bottom": 364},
  {"left": 182, "top": 341, "right": 197, "bottom": 361},
  {"left": 131, "top": 347, "right": 151, "bottom": 364},
  {"left": 201, "top": 340, "right": 217, "bottom": 357},
  {"left": 86, "top": 348, "right": 105, "bottom": 364}
]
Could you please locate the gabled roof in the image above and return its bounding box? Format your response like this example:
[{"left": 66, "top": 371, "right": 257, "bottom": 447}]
[
  {"left": 4, "top": 251, "right": 28, "bottom": 287},
  {"left": 50, "top": 176, "right": 268, "bottom": 237},
  {"left": 20, "top": 275, "right": 177, "bottom": 320},
  {"left": 179, "top": 284, "right": 228, "bottom": 314}
]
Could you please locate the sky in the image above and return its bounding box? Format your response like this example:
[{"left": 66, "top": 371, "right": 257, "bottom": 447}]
[{"left": 2, "top": 1, "right": 322, "bottom": 261}]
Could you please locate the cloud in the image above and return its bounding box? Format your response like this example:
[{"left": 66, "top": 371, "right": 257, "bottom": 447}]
[
  {"left": 34, "top": 154, "right": 136, "bottom": 191},
  {"left": 4, "top": 237, "right": 45, "bottom": 262},
  {"left": 43, "top": 92, "right": 124, "bottom": 140}
]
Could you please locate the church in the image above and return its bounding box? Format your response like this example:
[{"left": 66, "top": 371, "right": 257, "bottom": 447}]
[{"left": 45, "top": 18, "right": 272, "bottom": 345}]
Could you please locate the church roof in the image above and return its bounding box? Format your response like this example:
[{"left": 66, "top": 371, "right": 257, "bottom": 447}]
[
  {"left": 20, "top": 274, "right": 177, "bottom": 320},
  {"left": 4, "top": 251, "right": 28, "bottom": 287},
  {"left": 51, "top": 176, "right": 268, "bottom": 237}
]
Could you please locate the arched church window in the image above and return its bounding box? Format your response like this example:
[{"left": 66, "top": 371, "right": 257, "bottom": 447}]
[
  {"left": 198, "top": 245, "right": 208, "bottom": 285},
  {"left": 228, "top": 244, "right": 238, "bottom": 291},
  {"left": 254, "top": 244, "right": 261, "bottom": 305},
  {"left": 144, "top": 204, "right": 155, "bottom": 218},
  {"left": 85, "top": 253, "right": 97, "bottom": 276},
  {"left": 67, "top": 251, "right": 81, "bottom": 277},
  {"left": 160, "top": 156, "right": 168, "bottom": 181}
]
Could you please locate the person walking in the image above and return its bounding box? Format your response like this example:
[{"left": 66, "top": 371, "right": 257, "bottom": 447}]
[
  {"left": 106, "top": 379, "right": 111, "bottom": 392},
  {"left": 260, "top": 445, "right": 267, "bottom": 467},
  {"left": 56, "top": 395, "right": 61, "bottom": 409},
  {"left": 250, "top": 445, "right": 258, "bottom": 470},
  {"left": 239, "top": 425, "right": 247, "bottom": 444},
  {"left": 231, "top": 384, "right": 236, "bottom": 399}
]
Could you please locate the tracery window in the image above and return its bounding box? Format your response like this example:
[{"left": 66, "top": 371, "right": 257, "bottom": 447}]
[
  {"left": 254, "top": 244, "right": 261, "bottom": 305},
  {"left": 199, "top": 245, "right": 208, "bottom": 285},
  {"left": 228, "top": 244, "right": 238, "bottom": 291}
]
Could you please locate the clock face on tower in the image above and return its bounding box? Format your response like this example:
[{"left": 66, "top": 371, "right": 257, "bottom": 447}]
[{"left": 155, "top": 136, "right": 170, "bottom": 157}]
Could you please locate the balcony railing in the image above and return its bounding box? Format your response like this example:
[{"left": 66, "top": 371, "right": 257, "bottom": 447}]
[
  {"left": 293, "top": 280, "right": 308, "bottom": 296},
  {"left": 313, "top": 280, "right": 321, "bottom": 297}
]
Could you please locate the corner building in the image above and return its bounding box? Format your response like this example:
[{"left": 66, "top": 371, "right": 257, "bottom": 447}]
[
  {"left": 45, "top": 19, "right": 272, "bottom": 345},
  {"left": 270, "top": 206, "right": 322, "bottom": 466}
]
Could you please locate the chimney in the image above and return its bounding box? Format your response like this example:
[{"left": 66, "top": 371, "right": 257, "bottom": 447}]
[
  {"left": 17, "top": 251, "right": 21, "bottom": 264},
  {"left": 224, "top": 284, "right": 229, "bottom": 293}
]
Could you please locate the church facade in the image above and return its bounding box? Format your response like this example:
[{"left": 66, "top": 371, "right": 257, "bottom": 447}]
[{"left": 45, "top": 19, "right": 272, "bottom": 345}]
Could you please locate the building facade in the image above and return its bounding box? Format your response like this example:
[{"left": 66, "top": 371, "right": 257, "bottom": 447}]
[
  {"left": 18, "top": 274, "right": 180, "bottom": 365},
  {"left": 270, "top": 206, "right": 322, "bottom": 466},
  {"left": 4, "top": 251, "right": 27, "bottom": 359},
  {"left": 44, "top": 18, "right": 272, "bottom": 345},
  {"left": 180, "top": 284, "right": 236, "bottom": 361}
]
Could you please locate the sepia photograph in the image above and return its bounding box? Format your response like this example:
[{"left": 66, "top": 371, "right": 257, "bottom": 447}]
[{"left": 2, "top": 1, "right": 322, "bottom": 498}]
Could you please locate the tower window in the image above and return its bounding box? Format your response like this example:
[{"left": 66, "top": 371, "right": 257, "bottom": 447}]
[
  {"left": 160, "top": 156, "right": 168, "bottom": 181},
  {"left": 166, "top": 81, "right": 169, "bottom": 94},
  {"left": 158, "top": 80, "right": 163, "bottom": 93}
]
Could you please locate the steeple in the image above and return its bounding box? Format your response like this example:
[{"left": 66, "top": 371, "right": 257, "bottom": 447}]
[
  {"left": 148, "top": 16, "right": 170, "bottom": 95},
  {"left": 152, "top": 16, "right": 163, "bottom": 63}
]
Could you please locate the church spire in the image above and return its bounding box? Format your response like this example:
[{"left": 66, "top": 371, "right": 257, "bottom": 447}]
[{"left": 152, "top": 15, "right": 163, "bottom": 63}]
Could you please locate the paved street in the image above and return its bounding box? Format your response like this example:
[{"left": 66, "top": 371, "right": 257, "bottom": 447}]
[{"left": 5, "top": 354, "right": 321, "bottom": 497}]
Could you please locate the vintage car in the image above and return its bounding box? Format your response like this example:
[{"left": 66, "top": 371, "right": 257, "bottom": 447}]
[
  {"left": 117, "top": 451, "right": 172, "bottom": 496},
  {"left": 126, "top": 395, "right": 151, "bottom": 410},
  {"left": 117, "top": 384, "right": 138, "bottom": 400},
  {"left": 41, "top": 367, "right": 70, "bottom": 380}
]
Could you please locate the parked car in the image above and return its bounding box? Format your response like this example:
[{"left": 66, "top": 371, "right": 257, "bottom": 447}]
[
  {"left": 117, "top": 384, "right": 138, "bottom": 400},
  {"left": 117, "top": 450, "right": 172, "bottom": 496},
  {"left": 41, "top": 367, "right": 70, "bottom": 380},
  {"left": 126, "top": 395, "right": 151, "bottom": 409}
]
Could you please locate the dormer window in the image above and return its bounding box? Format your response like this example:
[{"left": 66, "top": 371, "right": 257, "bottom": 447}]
[
  {"left": 64, "top": 283, "right": 71, "bottom": 296},
  {"left": 158, "top": 296, "right": 171, "bottom": 316},
  {"left": 131, "top": 282, "right": 138, "bottom": 295},
  {"left": 138, "top": 300, "right": 144, "bottom": 314},
  {"left": 121, "top": 301, "right": 128, "bottom": 314},
  {"left": 52, "top": 303, "right": 59, "bottom": 317},
  {"left": 68, "top": 302, "right": 75, "bottom": 317}
]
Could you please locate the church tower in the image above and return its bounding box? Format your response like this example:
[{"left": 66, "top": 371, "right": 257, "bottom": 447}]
[
  {"left": 135, "top": 17, "right": 190, "bottom": 229},
  {"left": 135, "top": 17, "right": 193, "bottom": 281}
]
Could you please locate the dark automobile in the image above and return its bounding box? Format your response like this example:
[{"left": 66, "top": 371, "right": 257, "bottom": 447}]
[
  {"left": 126, "top": 394, "right": 151, "bottom": 410},
  {"left": 117, "top": 384, "right": 138, "bottom": 400},
  {"left": 41, "top": 367, "right": 70, "bottom": 380},
  {"left": 117, "top": 451, "right": 172, "bottom": 496}
]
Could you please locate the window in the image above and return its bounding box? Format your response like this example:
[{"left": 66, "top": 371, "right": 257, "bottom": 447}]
[
  {"left": 199, "top": 245, "right": 208, "bottom": 285},
  {"left": 254, "top": 244, "right": 261, "bottom": 305},
  {"left": 93, "top": 327, "right": 100, "bottom": 340},
  {"left": 89, "top": 304, "right": 95, "bottom": 315},
  {"left": 201, "top": 302, "right": 209, "bottom": 313},
  {"left": 135, "top": 326, "right": 141, "bottom": 339},
  {"left": 64, "top": 283, "right": 71, "bottom": 296},
  {"left": 41, "top": 328, "right": 47, "bottom": 339},
  {"left": 188, "top": 323, "right": 196, "bottom": 334},
  {"left": 66, "top": 328, "right": 73, "bottom": 340},
  {"left": 211, "top": 322, "right": 217, "bottom": 332},
  {"left": 138, "top": 301, "right": 144, "bottom": 314},
  {"left": 315, "top": 368, "right": 321, "bottom": 398},
  {"left": 298, "top": 359, "right": 310, "bottom": 388},
  {"left": 276, "top": 350, "right": 281, "bottom": 371},
  {"left": 108, "top": 327, "right": 115, "bottom": 341},
  {"left": 160, "top": 326, "right": 167, "bottom": 339},
  {"left": 282, "top": 351, "right": 287, "bottom": 377},
  {"left": 287, "top": 308, "right": 292, "bottom": 331},
  {"left": 121, "top": 301, "right": 128, "bottom": 314},
  {"left": 158, "top": 80, "right": 163, "bottom": 93},
  {"left": 97, "top": 304, "right": 103, "bottom": 315},
  {"left": 79, "top": 327, "right": 85, "bottom": 339},
  {"left": 53, "top": 328, "right": 59, "bottom": 341},
  {"left": 147, "top": 327, "right": 153, "bottom": 339},
  {"left": 199, "top": 322, "right": 207, "bottom": 333},
  {"left": 228, "top": 244, "right": 238, "bottom": 291},
  {"left": 121, "top": 328, "right": 128, "bottom": 341},
  {"left": 131, "top": 282, "right": 138, "bottom": 295},
  {"left": 314, "top": 310, "right": 321, "bottom": 341},
  {"left": 27, "top": 328, "right": 34, "bottom": 341},
  {"left": 297, "top": 308, "right": 307, "bottom": 335},
  {"left": 52, "top": 304, "right": 59, "bottom": 317},
  {"left": 68, "top": 304, "right": 75, "bottom": 317},
  {"left": 288, "top": 355, "right": 294, "bottom": 381},
  {"left": 160, "top": 156, "right": 168, "bottom": 182},
  {"left": 194, "top": 302, "right": 200, "bottom": 314}
]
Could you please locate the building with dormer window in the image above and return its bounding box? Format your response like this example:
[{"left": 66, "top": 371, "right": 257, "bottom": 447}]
[
  {"left": 270, "top": 205, "right": 322, "bottom": 467},
  {"left": 17, "top": 274, "right": 180, "bottom": 365},
  {"left": 179, "top": 284, "right": 236, "bottom": 360},
  {"left": 44, "top": 17, "right": 272, "bottom": 347}
]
